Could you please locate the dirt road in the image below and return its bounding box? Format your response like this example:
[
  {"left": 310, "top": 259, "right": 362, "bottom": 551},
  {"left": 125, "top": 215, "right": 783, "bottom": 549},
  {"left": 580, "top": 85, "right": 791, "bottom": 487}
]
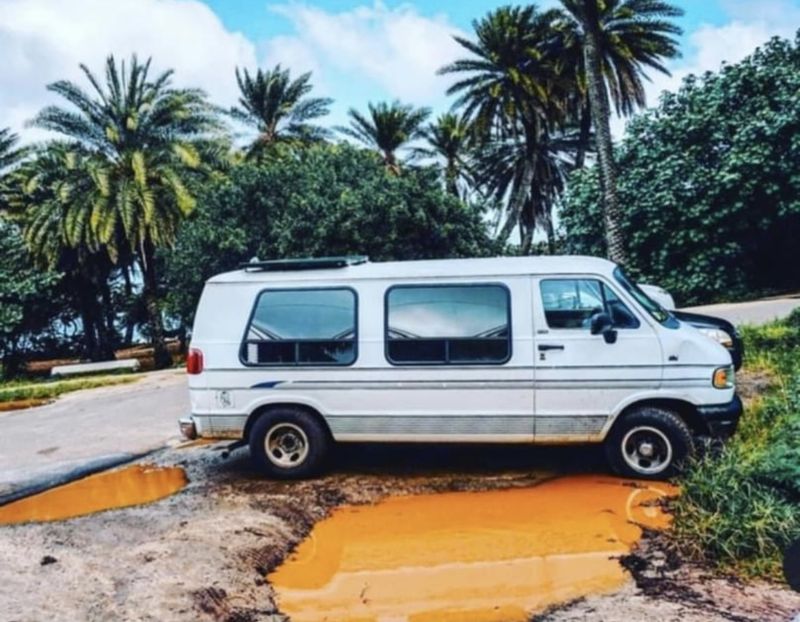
[{"left": 0, "top": 444, "right": 797, "bottom": 622}]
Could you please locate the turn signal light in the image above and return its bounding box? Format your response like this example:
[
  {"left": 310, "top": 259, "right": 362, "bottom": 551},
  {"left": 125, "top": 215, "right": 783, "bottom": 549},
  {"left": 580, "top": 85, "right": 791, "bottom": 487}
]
[
  {"left": 186, "top": 348, "right": 204, "bottom": 375},
  {"left": 712, "top": 365, "right": 734, "bottom": 389}
]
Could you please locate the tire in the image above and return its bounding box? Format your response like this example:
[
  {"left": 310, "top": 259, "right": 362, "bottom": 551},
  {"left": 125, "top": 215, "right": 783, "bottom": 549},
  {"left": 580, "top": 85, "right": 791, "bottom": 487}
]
[
  {"left": 249, "top": 407, "right": 330, "bottom": 479},
  {"left": 604, "top": 406, "right": 695, "bottom": 479}
]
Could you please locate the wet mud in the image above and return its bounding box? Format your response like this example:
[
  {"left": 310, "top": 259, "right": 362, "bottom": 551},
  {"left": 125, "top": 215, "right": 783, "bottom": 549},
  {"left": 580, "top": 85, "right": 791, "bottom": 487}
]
[
  {"left": 0, "top": 464, "right": 187, "bottom": 525},
  {"left": 269, "top": 475, "right": 677, "bottom": 622}
]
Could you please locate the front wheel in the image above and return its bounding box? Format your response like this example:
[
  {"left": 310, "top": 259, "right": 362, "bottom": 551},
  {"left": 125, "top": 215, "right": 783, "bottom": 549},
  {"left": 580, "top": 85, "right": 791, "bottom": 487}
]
[
  {"left": 249, "top": 408, "right": 330, "bottom": 479},
  {"left": 605, "top": 406, "right": 694, "bottom": 479}
]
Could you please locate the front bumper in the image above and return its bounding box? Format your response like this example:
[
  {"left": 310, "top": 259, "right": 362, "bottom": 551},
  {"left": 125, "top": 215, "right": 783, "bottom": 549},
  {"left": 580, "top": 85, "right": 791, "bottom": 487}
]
[{"left": 697, "top": 394, "right": 743, "bottom": 438}]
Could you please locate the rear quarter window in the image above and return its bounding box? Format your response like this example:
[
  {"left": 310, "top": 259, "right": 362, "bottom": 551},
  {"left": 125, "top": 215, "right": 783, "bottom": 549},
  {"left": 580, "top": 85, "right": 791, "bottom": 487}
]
[{"left": 241, "top": 288, "right": 357, "bottom": 366}]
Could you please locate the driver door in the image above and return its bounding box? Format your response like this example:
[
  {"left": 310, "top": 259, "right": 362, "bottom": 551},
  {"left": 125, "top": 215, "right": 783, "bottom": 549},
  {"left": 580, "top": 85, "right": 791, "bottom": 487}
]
[{"left": 532, "top": 276, "right": 662, "bottom": 442}]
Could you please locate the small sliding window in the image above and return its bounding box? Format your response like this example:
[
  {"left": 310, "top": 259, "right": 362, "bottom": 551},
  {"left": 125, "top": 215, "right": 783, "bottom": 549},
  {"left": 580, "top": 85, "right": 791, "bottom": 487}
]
[
  {"left": 241, "top": 288, "right": 357, "bottom": 366},
  {"left": 385, "top": 284, "right": 511, "bottom": 365}
]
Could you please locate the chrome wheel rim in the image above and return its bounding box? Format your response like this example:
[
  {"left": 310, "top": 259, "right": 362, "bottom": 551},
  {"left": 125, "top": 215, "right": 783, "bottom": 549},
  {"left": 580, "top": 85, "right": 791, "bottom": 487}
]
[
  {"left": 265, "top": 423, "right": 309, "bottom": 468},
  {"left": 621, "top": 426, "right": 673, "bottom": 476}
]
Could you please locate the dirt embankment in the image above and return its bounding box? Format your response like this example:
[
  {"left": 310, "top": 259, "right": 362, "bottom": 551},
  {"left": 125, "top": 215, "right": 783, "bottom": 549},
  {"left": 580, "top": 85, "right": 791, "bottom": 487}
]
[{"left": 0, "top": 443, "right": 798, "bottom": 622}]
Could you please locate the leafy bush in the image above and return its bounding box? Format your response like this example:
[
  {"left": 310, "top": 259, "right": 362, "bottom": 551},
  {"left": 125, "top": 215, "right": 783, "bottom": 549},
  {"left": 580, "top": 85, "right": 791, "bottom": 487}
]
[
  {"left": 164, "top": 144, "right": 500, "bottom": 326},
  {"left": 673, "top": 322, "right": 800, "bottom": 577},
  {"left": 560, "top": 33, "right": 800, "bottom": 305}
]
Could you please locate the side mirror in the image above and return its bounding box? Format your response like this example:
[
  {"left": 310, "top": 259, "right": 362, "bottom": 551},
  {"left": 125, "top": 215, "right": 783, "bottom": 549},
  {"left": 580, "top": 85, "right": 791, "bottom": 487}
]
[{"left": 590, "top": 312, "right": 618, "bottom": 344}]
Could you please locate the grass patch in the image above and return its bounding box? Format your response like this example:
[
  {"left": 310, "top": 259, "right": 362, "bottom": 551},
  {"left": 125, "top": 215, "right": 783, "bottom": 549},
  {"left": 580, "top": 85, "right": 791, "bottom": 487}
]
[
  {"left": 672, "top": 310, "right": 800, "bottom": 579},
  {"left": 0, "top": 374, "right": 139, "bottom": 406}
]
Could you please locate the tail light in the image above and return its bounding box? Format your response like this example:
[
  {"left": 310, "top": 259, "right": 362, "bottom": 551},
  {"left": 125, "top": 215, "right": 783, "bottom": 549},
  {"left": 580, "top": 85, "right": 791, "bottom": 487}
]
[{"left": 186, "top": 348, "right": 204, "bottom": 375}]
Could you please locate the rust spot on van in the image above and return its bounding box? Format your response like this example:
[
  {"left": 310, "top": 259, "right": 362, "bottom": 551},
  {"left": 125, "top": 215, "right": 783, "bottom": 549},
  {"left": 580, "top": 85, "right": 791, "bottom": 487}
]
[
  {"left": 0, "top": 464, "right": 187, "bottom": 525},
  {"left": 269, "top": 474, "right": 678, "bottom": 622}
]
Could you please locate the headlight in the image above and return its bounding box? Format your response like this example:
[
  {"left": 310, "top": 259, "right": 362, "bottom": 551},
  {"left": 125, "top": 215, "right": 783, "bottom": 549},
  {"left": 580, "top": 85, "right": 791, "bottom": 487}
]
[
  {"left": 713, "top": 365, "right": 735, "bottom": 389},
  {"left": 698, "top": 327, "right": 734, "bottom": 349}
]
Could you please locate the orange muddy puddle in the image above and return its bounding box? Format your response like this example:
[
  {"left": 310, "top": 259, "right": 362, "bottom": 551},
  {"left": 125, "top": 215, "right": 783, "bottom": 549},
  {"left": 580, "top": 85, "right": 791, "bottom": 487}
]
[
  {"left": 269, "top": 474, "right": 678, "bottom": 622},
  {"left": 0, "top": 464, "right": 187, "bottom": 525}
]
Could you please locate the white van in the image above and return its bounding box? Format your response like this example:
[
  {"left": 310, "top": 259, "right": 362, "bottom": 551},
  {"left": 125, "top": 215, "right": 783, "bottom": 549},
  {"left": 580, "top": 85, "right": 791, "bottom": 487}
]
[{"left": 181, "top": 256, "right": 741, "bottom": 480}]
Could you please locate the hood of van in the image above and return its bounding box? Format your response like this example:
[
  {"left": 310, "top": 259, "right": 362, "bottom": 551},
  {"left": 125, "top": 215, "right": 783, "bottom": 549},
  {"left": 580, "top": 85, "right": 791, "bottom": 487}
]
[{"left": 660, "top": 321, "right": 734, "bottom": 368}]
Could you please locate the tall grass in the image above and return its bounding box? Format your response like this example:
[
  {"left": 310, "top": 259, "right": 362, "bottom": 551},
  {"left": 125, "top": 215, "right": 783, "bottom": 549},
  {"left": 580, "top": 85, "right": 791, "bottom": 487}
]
[{"left": 672, "top": 310, "right": 800, "bottom": 578}]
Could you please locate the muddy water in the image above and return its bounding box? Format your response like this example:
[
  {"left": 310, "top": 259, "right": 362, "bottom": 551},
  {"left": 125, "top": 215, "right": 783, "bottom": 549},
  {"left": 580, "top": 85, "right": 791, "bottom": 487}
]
[
  {"left": 270, "top": 475, "right": 678, "bottom": 622},
  {"left": 0, "top": 464, "right": 187, "bottom": 525}
]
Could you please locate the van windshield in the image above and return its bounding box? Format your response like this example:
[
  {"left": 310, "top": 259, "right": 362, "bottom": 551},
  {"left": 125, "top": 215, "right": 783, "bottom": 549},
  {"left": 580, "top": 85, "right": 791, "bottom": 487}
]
[{"left": 613, "top": 268, "right": 679, "bottom": 328}]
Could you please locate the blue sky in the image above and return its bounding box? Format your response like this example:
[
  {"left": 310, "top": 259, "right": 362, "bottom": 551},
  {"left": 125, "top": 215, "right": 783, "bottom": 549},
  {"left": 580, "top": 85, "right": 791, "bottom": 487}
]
[
  {"left": 204, "top": 0, "right": 730, "bottom": 42},
  {"left": 1, "top": 0, "right": 799, "bottom": 140}
]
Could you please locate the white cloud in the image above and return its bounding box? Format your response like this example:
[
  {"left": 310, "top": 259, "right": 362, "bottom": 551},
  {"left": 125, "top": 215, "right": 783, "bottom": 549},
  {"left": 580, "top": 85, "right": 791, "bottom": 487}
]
[
  {"left": 0, "top": 0, "right": 257, "bottom": 141},
  {"left": 261, "top": 2, "right": 467, "bottom": 106}
]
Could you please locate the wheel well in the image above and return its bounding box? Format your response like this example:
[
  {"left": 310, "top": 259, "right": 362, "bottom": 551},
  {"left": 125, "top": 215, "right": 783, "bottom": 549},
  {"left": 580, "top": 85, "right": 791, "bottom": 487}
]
[
  {"left": 243, "top": 403, "right": 334, "bottom": 442},
  {"left": 618, "top": 399, "right": 706, "bottom": 435}
]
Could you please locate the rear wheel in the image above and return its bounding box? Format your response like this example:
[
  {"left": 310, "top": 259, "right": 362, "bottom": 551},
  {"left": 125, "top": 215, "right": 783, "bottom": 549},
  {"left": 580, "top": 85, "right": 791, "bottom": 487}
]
[
  {"left": 605, "top": 406, "right": 694, "bottom": 479},
  {"left": 249, "top": 408, "right": 330, "bottom": 479}
]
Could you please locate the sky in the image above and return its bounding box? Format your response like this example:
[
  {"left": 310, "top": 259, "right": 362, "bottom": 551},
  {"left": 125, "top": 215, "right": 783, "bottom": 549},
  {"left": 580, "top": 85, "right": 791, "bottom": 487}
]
[{"left": 2, "top": 0, "right": 800, "bottom": 143}]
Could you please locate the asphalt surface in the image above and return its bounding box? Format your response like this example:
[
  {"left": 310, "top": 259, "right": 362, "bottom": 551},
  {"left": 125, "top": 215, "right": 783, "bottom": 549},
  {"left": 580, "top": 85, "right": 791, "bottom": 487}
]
[
  {"left": 683, "top": 296, "right": 800, "bottom": 326},
  {"left": 0, "top": 370, "right": 187, "bottom": 502},
  {"left": 1, "top": 295, "right": 798, "bottom": 502}
]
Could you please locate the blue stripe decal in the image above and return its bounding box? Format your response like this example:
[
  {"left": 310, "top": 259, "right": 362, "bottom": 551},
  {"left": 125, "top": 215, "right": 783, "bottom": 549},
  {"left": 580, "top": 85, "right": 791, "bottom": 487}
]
[{"left": 250, "top": 381, "right": 284, "bottom": 389}]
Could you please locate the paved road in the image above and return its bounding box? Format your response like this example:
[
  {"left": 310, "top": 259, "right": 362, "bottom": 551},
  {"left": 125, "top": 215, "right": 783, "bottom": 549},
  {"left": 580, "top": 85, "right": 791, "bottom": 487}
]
[
  {"left": 683, "top": 296, "right": 800, "bottom": 326},
  {"left": 0, "top": 370, "right": 187, "bottom": 501}
]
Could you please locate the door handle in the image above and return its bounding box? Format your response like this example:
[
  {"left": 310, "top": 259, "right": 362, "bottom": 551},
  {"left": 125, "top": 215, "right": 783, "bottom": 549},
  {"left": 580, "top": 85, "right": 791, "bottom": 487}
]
[{"left": 538, "top": 344, "right": 565, "bottom": 351}]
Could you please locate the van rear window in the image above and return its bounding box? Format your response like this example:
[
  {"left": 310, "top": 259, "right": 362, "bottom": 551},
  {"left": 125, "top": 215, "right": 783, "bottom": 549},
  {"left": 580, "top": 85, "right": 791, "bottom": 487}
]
[
  {"left": 385, "top": 284, "right": 511, "bottom": 365},
  {"left": 242, "top": 288, "right": 357, "bottom": 366}
]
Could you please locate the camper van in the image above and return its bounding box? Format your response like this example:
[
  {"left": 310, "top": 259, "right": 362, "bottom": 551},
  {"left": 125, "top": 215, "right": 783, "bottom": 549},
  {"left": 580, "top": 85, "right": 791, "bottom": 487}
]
[{"left": 181, "top": 256, "right": 741, "bottom": 480}]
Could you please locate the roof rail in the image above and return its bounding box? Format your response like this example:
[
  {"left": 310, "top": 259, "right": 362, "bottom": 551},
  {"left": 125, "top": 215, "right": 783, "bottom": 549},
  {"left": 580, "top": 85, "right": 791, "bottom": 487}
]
[{"left": 239, "top": 255, "right": 369, "bottom": 272}]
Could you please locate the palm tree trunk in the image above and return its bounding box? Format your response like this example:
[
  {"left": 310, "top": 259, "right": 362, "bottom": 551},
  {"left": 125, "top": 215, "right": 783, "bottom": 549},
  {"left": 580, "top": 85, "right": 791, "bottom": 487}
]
[
  {"left": 141, "top": 240, "right": 171, "bottom": 370},
  {"left": 520, "top": 225, "right": 534, "bottom": 255},
  {"left": 574, "top": 101, "right": 592, "bottom": 170},
  {"left": 122, "top": 266, "right": 135, "bottom": 346},
  {"left": 77, "top": 283, "right": 101, "bottom": 361},
  {"left": 583, "top": 27, "right": 628, "bottom": 265},
  {"left": 545, "top": 214, "right": 556, "bottom": 255},
  {"left": 499, "top": 156, "right": 536, "bottom": 242},
  {"left": 97, "top": 275, "right": 117, "bottom": 359},
  {"left": 445, "top": 163, "right": 459, "bottom": 198}
]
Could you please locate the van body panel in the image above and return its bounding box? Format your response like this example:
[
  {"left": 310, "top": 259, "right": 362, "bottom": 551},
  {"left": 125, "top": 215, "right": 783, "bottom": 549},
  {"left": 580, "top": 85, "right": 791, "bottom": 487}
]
[{"left": 186, "top": 256, "right": 737, "bottom": 445}]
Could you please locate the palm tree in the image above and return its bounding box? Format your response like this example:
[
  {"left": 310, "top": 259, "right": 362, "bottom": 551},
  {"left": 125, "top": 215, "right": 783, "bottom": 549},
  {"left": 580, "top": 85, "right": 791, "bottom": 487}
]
[
  {"left": 8, "top": 143, "right": 119, "bottom": 360},
  {"left": 0, "top": 129, "right": 27, "bottom": 212},
  {"left": 440, "top": 6, "right": 568, "bottom": 242},
  {"left": 30, "top": 55, "right": 223, "bottom": 368},
  {"left": 0, "top": 128, "right": 26, "bottom": 174},
  {"left": 231, "top": 65, "right": 333, "bottom": 159},
  {"left": 472, "top": 126, "right": 583, "bottom": 253},
  {"left": 556, "top": 0, "right": 683, "bottom": 263},
  {"left": 415, "top": 113, "right": 473, "bottom": 197},
  {"left": 337, "top": 101, "right": 430, "bottom": 172}
]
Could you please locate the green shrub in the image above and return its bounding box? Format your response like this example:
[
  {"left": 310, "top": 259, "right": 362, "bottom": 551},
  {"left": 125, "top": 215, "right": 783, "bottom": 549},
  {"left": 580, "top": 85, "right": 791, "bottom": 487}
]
[
  {"left": 673, "top": 446, "right": 800, "bottom": 577},
  {"left": 673, "top": 328, "right": 800, "bottom": 578}
]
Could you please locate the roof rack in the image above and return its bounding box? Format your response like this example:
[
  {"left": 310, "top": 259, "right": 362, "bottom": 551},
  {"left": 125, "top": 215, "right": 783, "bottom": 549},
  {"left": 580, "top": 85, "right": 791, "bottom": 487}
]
[{"left": 239, "top": 255, "right": 369, "bottom": 272}]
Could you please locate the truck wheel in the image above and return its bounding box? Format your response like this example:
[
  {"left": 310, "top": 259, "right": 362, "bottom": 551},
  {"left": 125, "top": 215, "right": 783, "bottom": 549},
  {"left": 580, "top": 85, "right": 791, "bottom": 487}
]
[
  {"left": 605, "top": 406, "right": 694, "bottom": 479},
  {"left": 249, "top": 407, "right": 330, "bottom": 479}
]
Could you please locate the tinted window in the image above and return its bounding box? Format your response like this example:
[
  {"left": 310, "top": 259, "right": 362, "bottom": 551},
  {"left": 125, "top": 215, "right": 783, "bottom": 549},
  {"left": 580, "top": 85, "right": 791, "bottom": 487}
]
[
  {"left": 242, "top": 289, "right": 356, "bottom": 365},
  {"left": 540, "top": 279, "right": 639, "bottom": 330},
  {"left": 386, "top": 285, "right": 510, "bottom": 364}
]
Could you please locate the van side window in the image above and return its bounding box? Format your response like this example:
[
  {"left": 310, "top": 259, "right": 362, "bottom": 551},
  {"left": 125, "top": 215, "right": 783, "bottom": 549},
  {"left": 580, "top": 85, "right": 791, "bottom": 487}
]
[
  {"left": 242, "top": 288, "right": 357, "bottom": 366},
  {"left": 540, "top": 279, "right": 640, "bottom": 329},
  {"left": 386, "top": 285, "right": 511, "bottom": 365}
]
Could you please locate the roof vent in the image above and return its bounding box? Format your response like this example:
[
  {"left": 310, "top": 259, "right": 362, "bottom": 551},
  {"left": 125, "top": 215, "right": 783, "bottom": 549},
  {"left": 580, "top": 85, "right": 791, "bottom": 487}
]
[{"left": 239, "top": 255, "right": 369, "bottom": 272}]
